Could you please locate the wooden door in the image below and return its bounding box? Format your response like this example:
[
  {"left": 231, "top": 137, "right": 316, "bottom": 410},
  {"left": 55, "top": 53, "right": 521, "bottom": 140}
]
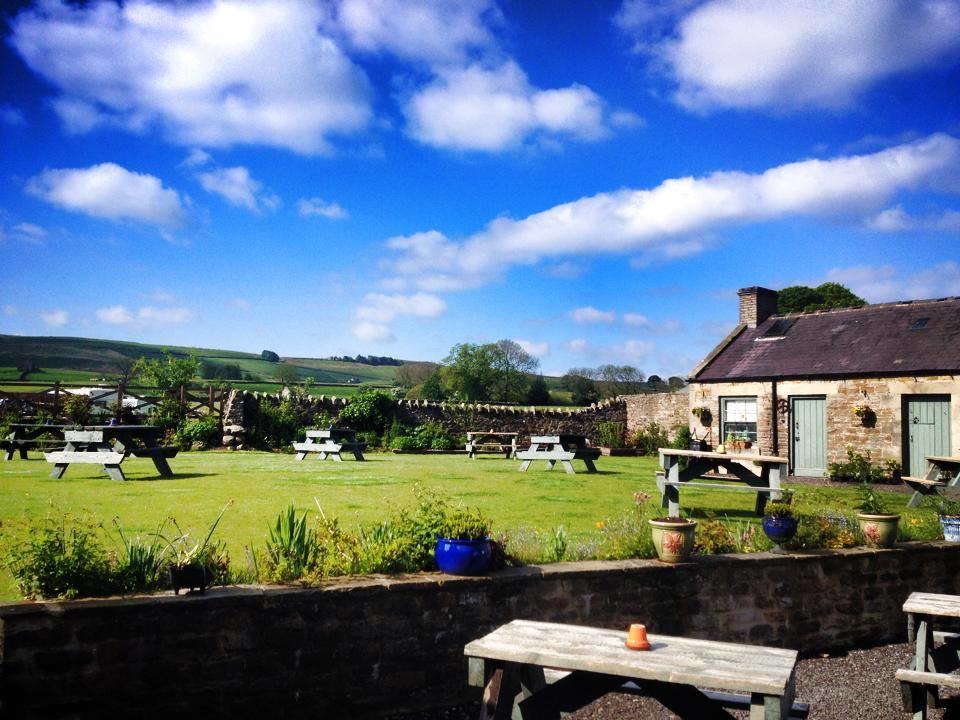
[
  {"left": 792, "top": 396, "right": 827, "bottom": 477},
  {"left": 905, "top": 396, "right": 951, "bottom": 478}
]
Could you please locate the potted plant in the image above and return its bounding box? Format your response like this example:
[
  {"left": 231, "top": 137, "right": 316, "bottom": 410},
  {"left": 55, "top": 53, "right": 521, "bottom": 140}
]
[
  {"left": 649, "top": 515, "right": 697, "bottom": 563},
  {"left": 925, "top": 494, "right": 960, "bottom": 542},
  {"left": 762, "top": 490, "right": 797, "bottom": 553},
  {"left": 435, "top": 506, "right": 492, "bottom": 575},
  {"left": 159, "top": 504, "right": 230, "bottom": 594},
  {"left": 725, "top": 433, "right": 752, "bottom": 452},
  {"left": 596, "top": 422, "right": 632, "bottom": 456},
  {"left": 855, "top": 483, "right": 899, "bottom": 548}
]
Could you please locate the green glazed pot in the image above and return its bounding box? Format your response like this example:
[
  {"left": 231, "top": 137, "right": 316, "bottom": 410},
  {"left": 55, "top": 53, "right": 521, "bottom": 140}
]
[
  {"left": 857, "top": 513, "right": 900, "bottom": 548},
  {"left": 649, "top": 518, "right": 697, "bottom": 563}
]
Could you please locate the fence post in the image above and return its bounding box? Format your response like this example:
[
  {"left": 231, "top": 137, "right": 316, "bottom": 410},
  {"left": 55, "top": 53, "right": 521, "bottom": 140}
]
[
  {"left": 53, "top": 381, "right": 61, "bottom": 421},
  {"left": 116, "top": 382, "right": 124, "bottom": 424},
  {"left": 179, "top": 383, "right": 186, "bottom": 419},
  {"left": 208, "top": 385, "right": 214, "bottom": 414}
]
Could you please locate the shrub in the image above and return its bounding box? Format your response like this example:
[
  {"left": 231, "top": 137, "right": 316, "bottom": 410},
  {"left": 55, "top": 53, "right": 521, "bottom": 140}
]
[
  {"left": 597, "top": 422, "right": 625, "bottom": 448},
  {"left": 693, "top": 520, "right": 738, "bottom": 554},
  {"left": 5, "top": 513, "right": 113, "bottom": 599},
  {"left": 63, "top": 393, "right": 94, "bottom": 425},
  {"left": 253, "top": 397, "right": 305, "bottom": 449},
  {"left": 263, "top": 505, "right": 319, "bottom": 582},
  {"left": 828, "top": 448, "right": 900, "bottom": 484},
  {"left": 672, "top": 425, "right": 693, "bottom": 450},
  {"left": 390, "top": 434, "right": 421, "bottom": 451},
  {"left": 793, "top": 510, "right": 858, "bottom": 549},
  {"left": 628, "top": 422, "right": 669, "bottom": 456},
  {"left": 174, "top": 415, "right": 220, "bottom": 449},
  {"left": 337, "top": 389, "right": 395, "bottom": 434},
  {"left": 595, "top": 492, "right": 659, "bottom": 560}
]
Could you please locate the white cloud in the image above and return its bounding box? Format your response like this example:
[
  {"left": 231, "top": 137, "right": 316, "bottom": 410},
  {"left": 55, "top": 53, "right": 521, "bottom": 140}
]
[
  {"left": 825, "top": 262, "right": 960, "bottom": 303},
  {"left": 623, "top": 312, "right": 650, "bottom": 327},
  {"left": 570, "top": 306, "right": 615, "bottom": 324},
  {"left": 96, "top": 304, "right": 194, "bottom": 326},
  {"left": 9, "top": 222, "right": 48, "bottom": 244},
  {"left": 230, "top": 298, "right": 250, "bottom": 310},
  {"left": 567, "top": 339, "right": 589, "bottom": 353},
  {"left": 197, "top": 166, "right": 279, "bottom": 213},
  {"left": 404, "top": 61, "right": 609, "bottom": 151},
  {"left": 298, "top": 197, "right": 349, "bottom": 220},
  {"left": 616, "top": 0, "right": 960, "bottom": 112},
  {"left": 11, "top": 1, "right": 371, "bottom": 154},
  {"left": 563, "top": 337, "right": 655, "bottom": 364},
  {"left": 334, "top": 0, "right": 497, "bottom": 65},
  {"left": 382, "top": 134, "right": 960, "bottom": 291},
  {"left": 0, "top": 104, "right": 26, "bottom": 126},
  {"left": 40, "top": 309, "right": 69, "bottom": 327},
  {"left": 515, "top": 339, "right": 549, "bottom": 357},
  {"left": 27, "top": 163, "right": 186, "bottom": 227},
  {"left": 352, "top": 292, "right": 446, "bottom": 342},
  {"left": 182, "top": 148, "right": 212, "bottom": 168},
  {"left": 353, "top": 321, "right": 395, "bottom": 343},
  {"left": 866, "top": 205, "right": 960, "bottom": 233}
]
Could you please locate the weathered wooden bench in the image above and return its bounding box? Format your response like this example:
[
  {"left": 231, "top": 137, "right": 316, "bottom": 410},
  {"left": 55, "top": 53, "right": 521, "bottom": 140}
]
[
  {"left": 897, "top": 668, "right": 960, "bottom": 718},
  {"left": 465, "top": 442, "right": 514, "bottom": 458},
  {"left": 656, "top": 471, "right": 783, "bottom": 515},
  {"left": 2, "top": 437, "right": 65, "bottom": 460},
  {"left": 517, "top": 446, "right": 601, "bottom": 474},
  {"left": 46, "top": 430, "right": 127, "bottom": 481},
  {"left": 293, "top": 429, "right": 365, "bottom": 461}
]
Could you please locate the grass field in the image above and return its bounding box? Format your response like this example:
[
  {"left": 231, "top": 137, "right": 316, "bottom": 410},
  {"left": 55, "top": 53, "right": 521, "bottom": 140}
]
[{"left": 0, "top": 451, "right": 932, "bottom": 600}]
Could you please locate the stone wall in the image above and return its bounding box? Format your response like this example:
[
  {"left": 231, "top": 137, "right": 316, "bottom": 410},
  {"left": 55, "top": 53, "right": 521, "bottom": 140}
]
[
  {"left": 688, "top": 376, "right": 960, "bottom": 472},
  {"left": 221, "top": 389, "right": 627, "bottom": 447},
  {"left": 624, "top": 392, "right": 689, "bottom": 439},
  {"left": 3, "top": 544, "right": 960, "bottom": 718}
]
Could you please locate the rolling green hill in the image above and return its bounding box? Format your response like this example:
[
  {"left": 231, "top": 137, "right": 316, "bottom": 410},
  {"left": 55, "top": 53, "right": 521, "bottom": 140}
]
[{"left": 0, "top": 334, "right": 401, "bottom": 386}]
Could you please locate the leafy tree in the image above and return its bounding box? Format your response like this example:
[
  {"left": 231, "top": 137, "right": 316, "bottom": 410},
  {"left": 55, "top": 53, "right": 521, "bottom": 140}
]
[
  {"left": 564, "top": 373, "right": 600, "bottom": 406},
  {"left": 337, "top": 389, "right": 395, "bottom": 434},
  {"left": 489, "top": 339, "right": 539, "bottom": 402},
  {"left": 261, "top": 350, "right": 280, "bottom": 362},
  {"left": 395, "top": 361, "right": 439, "bottom": 388},
  {"left": 418, "top": 371, "right": 447, "bottom": 401},
  {"left": 777, "top": 282, "right": 867, "bottom": 314},
  {"left": 276, "top": 363, "right": 300, "bottom": 386},
  {"left": 526, "top": 375, "right": 552, "bottom": 405},
  {"left": 440, "top": 340, "right": 539, "bottom": 402},
  {"left": 201, "top": 361, "right": 243, "bottom": 380},
  {"left": 667, "top": 376, "right": 687, "bottom": 390},
  {"left": 133, "top": 351, "right": 199, "bottom": 391}
]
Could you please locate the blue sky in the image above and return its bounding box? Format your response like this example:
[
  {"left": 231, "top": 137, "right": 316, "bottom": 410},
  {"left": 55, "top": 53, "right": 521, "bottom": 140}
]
[{"left": 1, "top": 0, "right": 959, "bottom": 377}]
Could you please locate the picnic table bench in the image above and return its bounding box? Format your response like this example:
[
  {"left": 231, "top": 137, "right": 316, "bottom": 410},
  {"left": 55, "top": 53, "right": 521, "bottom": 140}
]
[
  {"left": 465, "top": 619, "right": 805, "bottom": 719},
  {"left": 293, "top": 428, "right": 365, "bottom": 462},
  {"left": 465, "top": 431, "right": 518, "bottom": 459},
  {"left": 2, "top": 423, "right": 67, "bottom": 460},
  {"left": 517, "top": 434, "right": 600, "bottom": 474},
  {"left": 903, "top": 456, "right": 960, "bottom": 508},
  {"left": 897, "top": 592, "right": 960, "bottom": 719},
  {"left": 43, "top": 425, "right": 177, "bottom": 482},
  {"left": 657, "top": 448, "right": 788, "bottom": 516}
]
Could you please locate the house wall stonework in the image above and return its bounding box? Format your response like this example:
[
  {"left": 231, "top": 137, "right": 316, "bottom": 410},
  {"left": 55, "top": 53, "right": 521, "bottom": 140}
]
[
  {"left": 624, "top": 392, "right": 689, "bottom": 439},
  {"left": 688, "top": 376, "right": 959, "bottom": 473}
]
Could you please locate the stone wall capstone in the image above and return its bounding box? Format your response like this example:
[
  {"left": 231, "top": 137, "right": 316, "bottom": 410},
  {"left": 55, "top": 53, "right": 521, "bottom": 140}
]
[{"left": 2, "top": 544, "right": 959, "bottom": 718}]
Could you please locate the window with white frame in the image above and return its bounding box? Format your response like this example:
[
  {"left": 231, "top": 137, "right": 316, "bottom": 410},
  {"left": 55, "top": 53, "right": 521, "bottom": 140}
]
[{"left": 721, "top": 397, "right": 758, "bottom": 442}]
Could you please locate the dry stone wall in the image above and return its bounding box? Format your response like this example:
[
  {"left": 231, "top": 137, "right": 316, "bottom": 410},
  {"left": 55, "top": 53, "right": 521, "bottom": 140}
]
[
  {"left": 220, "top": 389, "right": 627, "bottom": 447},
  {"left": 624, "top": 392, "right": 689, "bottom": 439},
  {"left": 2, "top": 544, "right": 959, "bottom": 718}
]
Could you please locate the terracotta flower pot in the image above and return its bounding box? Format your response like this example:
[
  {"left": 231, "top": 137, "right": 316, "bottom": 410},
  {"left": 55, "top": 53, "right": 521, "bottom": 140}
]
[
  {"left": 856, "top": 513, "right": 900, "bottom": 548},
  {"left": 649, "top": 518, "right": 696, "bottom": 563}
]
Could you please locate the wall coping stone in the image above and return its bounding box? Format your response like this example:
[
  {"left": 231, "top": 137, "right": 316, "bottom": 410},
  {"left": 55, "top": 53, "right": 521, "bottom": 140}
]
[{"left": 1, "top": 541, "right": 954, "bottom": 618}]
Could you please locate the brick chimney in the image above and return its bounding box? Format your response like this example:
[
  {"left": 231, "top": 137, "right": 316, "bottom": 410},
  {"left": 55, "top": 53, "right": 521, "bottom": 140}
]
[{"left": 737, "top": 286, "right": 778, "bottom": 328}]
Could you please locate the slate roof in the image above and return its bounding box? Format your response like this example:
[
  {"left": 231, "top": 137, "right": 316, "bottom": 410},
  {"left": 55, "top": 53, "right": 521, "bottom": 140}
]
[{"left": 692, "top": 296, "right": 960, "bottom": 381}]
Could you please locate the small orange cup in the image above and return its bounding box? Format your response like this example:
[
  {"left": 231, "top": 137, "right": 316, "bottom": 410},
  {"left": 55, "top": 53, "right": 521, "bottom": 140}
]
[{"left": 625, "top": 623, "right": 651, "bottom": 650}]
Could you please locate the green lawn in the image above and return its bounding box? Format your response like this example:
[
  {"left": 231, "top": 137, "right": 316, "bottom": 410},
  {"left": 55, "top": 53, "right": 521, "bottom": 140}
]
[{"left": 0, "top": 451, "right": 932, "bottom": 600}]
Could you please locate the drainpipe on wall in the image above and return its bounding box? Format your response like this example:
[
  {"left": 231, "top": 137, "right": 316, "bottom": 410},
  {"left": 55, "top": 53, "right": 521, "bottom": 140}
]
[{"left": 771, "top": 380, "right": 779, "bottom": 456}]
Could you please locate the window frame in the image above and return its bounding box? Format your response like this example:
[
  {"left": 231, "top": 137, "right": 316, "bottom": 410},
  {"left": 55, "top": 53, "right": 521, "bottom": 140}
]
[{"left": 720, "top": 396, "right": 759, "bottom": 443}]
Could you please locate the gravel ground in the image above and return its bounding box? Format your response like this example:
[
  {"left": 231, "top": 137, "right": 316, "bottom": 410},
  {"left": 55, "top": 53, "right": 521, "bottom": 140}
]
[{"left": 387, "top": 642, "right": 960, "bottom": 719}]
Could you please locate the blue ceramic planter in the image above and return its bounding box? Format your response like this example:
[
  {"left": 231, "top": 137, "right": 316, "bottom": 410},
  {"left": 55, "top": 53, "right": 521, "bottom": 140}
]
[
  {"left": 762, "top": 515, "right": 798, "bottom": 552},
  {"left": 941, "top": 517, "right": 960, "bottom": 542},
  {"left": 435, "top": 538, "right": 491, "bottom": 575}
]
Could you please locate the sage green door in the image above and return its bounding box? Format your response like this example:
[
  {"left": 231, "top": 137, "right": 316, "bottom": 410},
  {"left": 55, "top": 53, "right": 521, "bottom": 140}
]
[
  {"left": 905, "top": 396, "right": 951, "bottom": 478},
  {"left": 792, "top": 397, "right": 827, "bottom": 477}
]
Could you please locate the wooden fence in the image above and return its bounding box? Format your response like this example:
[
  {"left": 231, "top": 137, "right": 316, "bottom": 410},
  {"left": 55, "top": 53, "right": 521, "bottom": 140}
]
[{"left": 0, "top": 382, "right": 229, "bottom": 425}]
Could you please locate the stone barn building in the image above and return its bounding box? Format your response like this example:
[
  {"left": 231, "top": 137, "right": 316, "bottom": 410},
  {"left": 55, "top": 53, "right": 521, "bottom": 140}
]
[{"left": 687, "top": 287, "right": 960, "bottom": 477}]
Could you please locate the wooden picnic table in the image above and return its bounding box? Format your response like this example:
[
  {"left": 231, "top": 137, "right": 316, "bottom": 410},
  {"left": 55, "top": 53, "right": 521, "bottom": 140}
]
[
  {"left": 465, "top": 619, "right": 802, "bottom": 720},
  {"left": 2, "top": 423, "right": 67, "bottom": 460},
  {"left": 904, "top": 456, "right": 960, "bottom": 508},
  {"left": 43, "top": 425, "right": 177, "bottom": 482},
  {"left": 658, "top": 448, "right": 788, "bottom": 516},
  {"left": 517, "top": 434, "right": 600, "bottom": 474},
  {"left": 897, "top": 592, "right": 960, "bottom": 718},
  {"left": 292, "top": 428, "right": 365, "bottom": 462},
  {"left": 465, "top": 431, "right": 518, "bottom": 459}
]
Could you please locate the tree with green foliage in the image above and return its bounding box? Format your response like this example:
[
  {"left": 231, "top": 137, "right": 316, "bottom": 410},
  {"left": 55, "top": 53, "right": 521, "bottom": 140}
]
[
  {"left": 526, "top": 375, "right": 552, "bottom": 405},
  {"left": 777, "top": 282, "right": 867, "bottom": 314},
  {"left": 133, "top": 351, "right": 199, "bottom": 390},
  {"left": 275, "top": 363, "right": 300, "bottom": 386},
  {"left": 261, "top": 350, "right": 280, "bottom": 362},
  {"left": 337, "top": 388, "right": 395, "bottom": 434},
  {"left": 562, "top": 372, "right": 600, "bottom": 406},
  {"left": 489, "top": 339, "right": 539, "bottom": 401},
  {"left": 440, "top": 340, "right": 539, "bottom": 402}
]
